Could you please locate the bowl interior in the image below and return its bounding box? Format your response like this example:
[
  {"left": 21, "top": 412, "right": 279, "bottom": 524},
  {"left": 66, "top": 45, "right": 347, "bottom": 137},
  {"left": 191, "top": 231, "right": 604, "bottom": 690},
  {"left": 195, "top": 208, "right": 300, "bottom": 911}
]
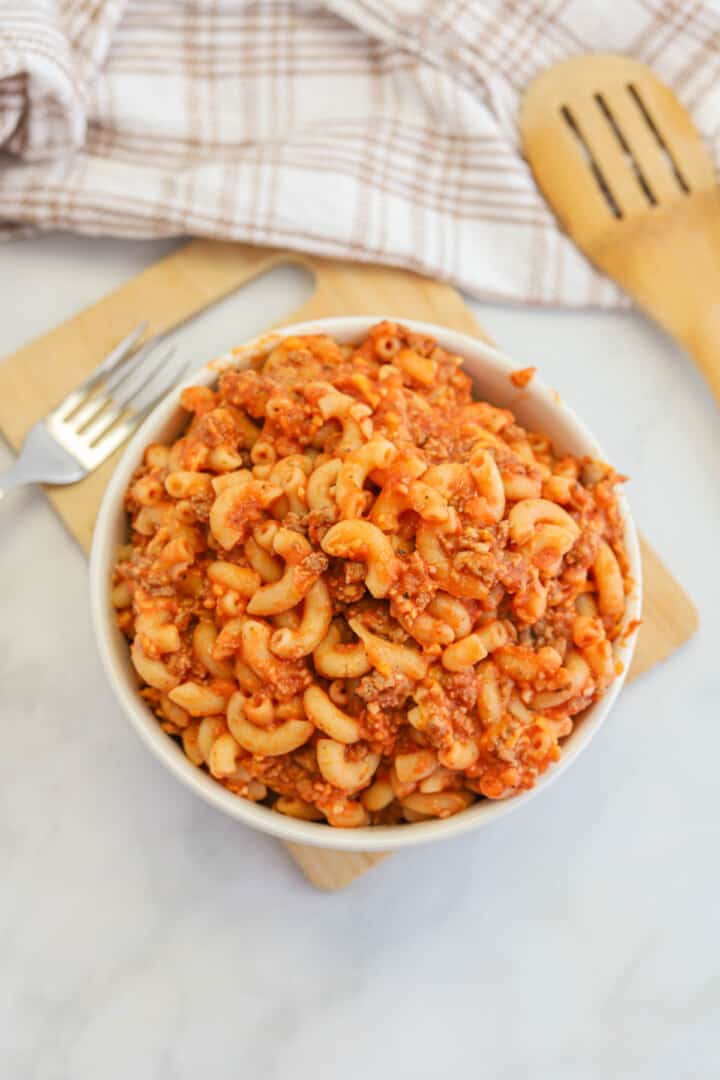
[{"left": 91, "top": 316, "right": 641, "bottom": 852}]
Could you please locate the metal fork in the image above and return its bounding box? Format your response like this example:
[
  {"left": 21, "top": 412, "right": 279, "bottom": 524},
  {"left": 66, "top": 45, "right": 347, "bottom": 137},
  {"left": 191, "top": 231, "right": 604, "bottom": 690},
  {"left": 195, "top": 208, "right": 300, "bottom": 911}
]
[{"left": 0, "top": 322, "right": 187, "bottom": 500}]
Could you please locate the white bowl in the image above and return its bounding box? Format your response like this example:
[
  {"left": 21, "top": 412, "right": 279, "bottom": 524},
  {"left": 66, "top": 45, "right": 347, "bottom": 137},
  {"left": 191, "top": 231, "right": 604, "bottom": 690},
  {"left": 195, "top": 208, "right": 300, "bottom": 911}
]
[{"left": 90, "top": 317, "right": 642, "bottom": 852}]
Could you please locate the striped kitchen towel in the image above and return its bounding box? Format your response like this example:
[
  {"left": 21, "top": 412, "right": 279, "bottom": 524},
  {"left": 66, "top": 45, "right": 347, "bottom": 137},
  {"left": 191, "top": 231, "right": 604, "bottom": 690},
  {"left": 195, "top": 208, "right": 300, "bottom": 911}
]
[{"left": 1, "top": 0, "right": 719, "bottom": 306}]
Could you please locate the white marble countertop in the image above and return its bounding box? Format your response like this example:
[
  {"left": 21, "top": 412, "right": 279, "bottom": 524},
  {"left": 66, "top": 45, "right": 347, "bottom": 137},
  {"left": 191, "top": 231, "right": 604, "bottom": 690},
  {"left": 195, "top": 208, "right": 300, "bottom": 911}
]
[{"left": 1, "top": 233, "right": 718, "bottom": 1080}]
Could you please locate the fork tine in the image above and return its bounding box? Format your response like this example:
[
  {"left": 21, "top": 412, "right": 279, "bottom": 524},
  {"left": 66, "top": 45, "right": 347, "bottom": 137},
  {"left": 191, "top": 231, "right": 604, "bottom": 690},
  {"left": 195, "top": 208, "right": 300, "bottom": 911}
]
[
  {"left": 131, "top": 359, "right": 190, "bottom": 420},
  {"left": 103, "top": 333, "right": 168, "bottom": 396},
  {"left": 53, "top": 321, "right": 149, "bottom": 421},
  {"left": 70, "top": 334, "right": 170, "bottom": 433},
  {"left": 86, "top": 360, "right": 190, "bottom": 460},
  {"left": 109, "top": 345, "right": 178, "bottom": 413},
  {"left": 126, "top": 358, "right": 189, "bottom": 421},
  {"left": 81, "top": 345, "right": 178, "bottom": 444}
]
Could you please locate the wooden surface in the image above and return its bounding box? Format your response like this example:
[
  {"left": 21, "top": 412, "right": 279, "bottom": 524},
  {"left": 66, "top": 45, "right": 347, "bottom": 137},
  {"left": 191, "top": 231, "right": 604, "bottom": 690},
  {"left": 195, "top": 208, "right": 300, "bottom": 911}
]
[
  {"left": 520, "top": 53, "right": 720, "bottom": 404},
  {"left": 0, "top": 238, "right": 699, "bottom": 890}
]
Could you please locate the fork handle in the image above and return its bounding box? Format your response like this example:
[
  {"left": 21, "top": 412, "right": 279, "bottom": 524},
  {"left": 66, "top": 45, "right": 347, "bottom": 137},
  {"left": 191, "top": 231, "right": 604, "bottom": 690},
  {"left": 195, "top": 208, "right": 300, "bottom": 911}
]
[
  {"left": 0, "top": 464, "right": 30, "bottom": 499},
  {"left": 0, "top": 460, "right": 62, "bottom": 499}
]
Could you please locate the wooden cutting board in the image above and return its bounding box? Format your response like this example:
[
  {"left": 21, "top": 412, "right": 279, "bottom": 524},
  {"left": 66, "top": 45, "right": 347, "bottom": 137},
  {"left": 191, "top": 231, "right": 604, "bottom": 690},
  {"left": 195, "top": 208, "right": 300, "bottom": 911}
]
[{"left": 0, "top": 239, "right": 699, "bottom": 890}]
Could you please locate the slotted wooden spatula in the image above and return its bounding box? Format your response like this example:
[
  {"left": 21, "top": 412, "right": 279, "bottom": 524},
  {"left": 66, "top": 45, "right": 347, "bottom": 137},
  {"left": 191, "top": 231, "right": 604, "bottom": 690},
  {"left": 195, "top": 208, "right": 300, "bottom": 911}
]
[{"left": 520, "top": 54, "right": 720, "bottom": 404}]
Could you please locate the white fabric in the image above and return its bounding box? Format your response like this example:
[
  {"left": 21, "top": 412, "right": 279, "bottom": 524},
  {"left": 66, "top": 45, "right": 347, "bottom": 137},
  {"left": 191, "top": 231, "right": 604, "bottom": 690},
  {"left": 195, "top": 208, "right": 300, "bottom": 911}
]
[{"left": 1, "top": 0, "right": 719, "bottom": 306}]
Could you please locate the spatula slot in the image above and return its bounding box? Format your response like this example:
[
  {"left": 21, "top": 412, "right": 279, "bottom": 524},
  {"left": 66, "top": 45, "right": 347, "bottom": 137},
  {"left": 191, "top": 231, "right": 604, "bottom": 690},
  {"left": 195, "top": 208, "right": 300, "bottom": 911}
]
[
  {"left": 627, "top": 83, "right": 690, "bottom": 194},
  {"left": 560, "top": 104, "right": 623, "bottom": 219},
  {"left": 594, "top": 92, "right": 657, "bottom": 207}
]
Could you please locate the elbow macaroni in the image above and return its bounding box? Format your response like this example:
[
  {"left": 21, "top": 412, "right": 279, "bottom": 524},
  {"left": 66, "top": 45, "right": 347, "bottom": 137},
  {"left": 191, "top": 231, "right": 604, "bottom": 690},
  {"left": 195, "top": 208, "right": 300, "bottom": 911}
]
[{"left": 114, "top": 322, "right": 631, "bottom": 826}]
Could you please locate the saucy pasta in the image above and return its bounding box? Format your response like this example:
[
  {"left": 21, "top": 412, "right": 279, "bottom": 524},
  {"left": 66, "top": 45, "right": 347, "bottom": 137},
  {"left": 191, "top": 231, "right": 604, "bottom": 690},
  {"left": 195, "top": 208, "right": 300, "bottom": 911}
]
[{"left": 112, "top": 322, "right": 630, "bottom": 828}]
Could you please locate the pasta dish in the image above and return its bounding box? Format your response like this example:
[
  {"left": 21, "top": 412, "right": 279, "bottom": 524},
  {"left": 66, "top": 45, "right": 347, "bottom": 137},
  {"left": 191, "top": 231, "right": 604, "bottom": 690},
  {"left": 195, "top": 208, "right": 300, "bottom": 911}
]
[{"left": 111, "top": 322, "right": 630, "bottom": 828}]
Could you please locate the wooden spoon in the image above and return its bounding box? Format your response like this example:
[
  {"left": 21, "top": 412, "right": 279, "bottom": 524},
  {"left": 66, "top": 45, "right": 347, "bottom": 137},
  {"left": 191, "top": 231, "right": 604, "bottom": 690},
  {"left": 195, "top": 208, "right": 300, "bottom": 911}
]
[{"left": 520, "top": 54, "right": 720, "bottom": 403}]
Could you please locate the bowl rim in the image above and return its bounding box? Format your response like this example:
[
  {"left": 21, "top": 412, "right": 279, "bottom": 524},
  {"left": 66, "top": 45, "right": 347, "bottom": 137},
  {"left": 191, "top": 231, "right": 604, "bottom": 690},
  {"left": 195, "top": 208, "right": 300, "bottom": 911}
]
[{"left": 90, "top": 315, "right": 642, "bottom": 852}]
